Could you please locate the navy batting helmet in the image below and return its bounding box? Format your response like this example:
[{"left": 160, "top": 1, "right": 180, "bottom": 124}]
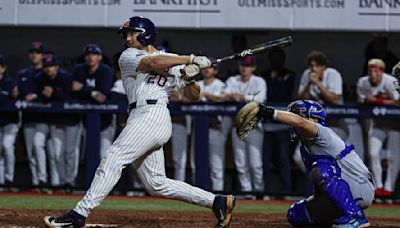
[{"left": 117, "top": 16, "right": 157, "bottom": 46}]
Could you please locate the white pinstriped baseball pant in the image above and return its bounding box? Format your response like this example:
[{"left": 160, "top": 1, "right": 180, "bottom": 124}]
[{"left": 74, "top": 104, "right": 215, "bottom": 217}]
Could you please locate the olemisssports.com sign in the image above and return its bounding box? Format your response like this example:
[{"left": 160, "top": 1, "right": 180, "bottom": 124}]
[{"left": 0, "top": 0, "right": 399, "bottom": 31}]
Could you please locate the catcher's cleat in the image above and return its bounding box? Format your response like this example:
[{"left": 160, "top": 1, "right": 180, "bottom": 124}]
[
  {"left": 212, "top": 195, "right": 236, "bottom": 228},
  {"left": 44, "top": 210, "right": 86, "bottom": 228}
]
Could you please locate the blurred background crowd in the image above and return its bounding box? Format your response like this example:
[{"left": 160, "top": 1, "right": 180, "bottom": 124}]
[{"left": 0, "top": 33, "right": 399, "bottom": 203}]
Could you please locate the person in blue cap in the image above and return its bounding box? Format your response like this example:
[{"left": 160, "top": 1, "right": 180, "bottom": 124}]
[
  {"left": 35, "top": 53, "right": 80, "bottom": 193},
  {"left": 17, "top": 42, "right": 46, "bottom": 192},
  {"left": 0, "top": 54, "right": 19, "bottom": 191},
  {"left": 71, "top": 44, "right": 114, "bottom": 159}
]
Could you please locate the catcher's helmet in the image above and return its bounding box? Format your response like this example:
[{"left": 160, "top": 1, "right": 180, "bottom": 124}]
[
  {"left": 287, "top": 100, "right": 327, "bottom": 141},
  {"left": 287, "top": 100, "right": 327, "bottom": 126},
  {"left": 117, "top": 16, "right": 157, "bottom": 46}
]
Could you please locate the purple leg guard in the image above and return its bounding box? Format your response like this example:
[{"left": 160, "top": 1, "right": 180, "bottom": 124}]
[
  {"left": 287, "top": 199, "right": 312, "bottom": 226},
  {"left": 309, "top": 159, "right": 365, "bottom": 220}
]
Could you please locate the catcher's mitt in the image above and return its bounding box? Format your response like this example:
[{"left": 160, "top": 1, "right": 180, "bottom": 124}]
[{"left": 235, "top": 102, "right": 265, "bottom": 140}]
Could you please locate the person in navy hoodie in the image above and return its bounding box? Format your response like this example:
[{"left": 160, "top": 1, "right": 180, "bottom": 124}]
[
  {"left": 17, "top": 42, "right": 46, "bottom": 192},
  {"left": 72, "top": 44, "right": 114, "bottom": 159},
  {"left": 0, "top": 54, "right": 19, "bottom": 191},
  {"left": 35, "top": 54, "right": 79, "bottom": 192}
]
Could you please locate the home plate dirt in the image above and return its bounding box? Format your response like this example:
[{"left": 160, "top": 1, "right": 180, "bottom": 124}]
[{"left": 0, "top": 208, "right": 399, "bottom": 227}]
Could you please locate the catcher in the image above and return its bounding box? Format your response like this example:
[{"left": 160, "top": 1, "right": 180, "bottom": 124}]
[{"left": 235, "top": 100, "right": 374, "bottom": 227}]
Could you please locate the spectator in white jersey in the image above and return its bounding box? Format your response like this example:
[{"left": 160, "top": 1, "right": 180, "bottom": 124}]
[
  {"left": 197, "top": 62, "right": 226, "bottom": 191},
  {"left": 222, "top": 56, "right": 267, "bottom": 195},
  {"left": 357, "top": 58, "right": 400, "bottom": 198}
]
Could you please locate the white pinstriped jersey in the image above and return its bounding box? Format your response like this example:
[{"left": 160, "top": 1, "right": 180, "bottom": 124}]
[
  {"left": 197, "top": 78, "right": 225, "bottom": 101},
  {"left": 118, "top": 48, "right": 185, "bottom": 105}
]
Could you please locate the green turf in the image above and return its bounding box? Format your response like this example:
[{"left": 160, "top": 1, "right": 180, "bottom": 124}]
[{"left": 0, "top": 196, "right": 398, "bottom": 218}]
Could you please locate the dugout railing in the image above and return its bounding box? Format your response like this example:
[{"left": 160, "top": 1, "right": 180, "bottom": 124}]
[{"left": 0, "top": 100, "right": 399, "bottom": 194}]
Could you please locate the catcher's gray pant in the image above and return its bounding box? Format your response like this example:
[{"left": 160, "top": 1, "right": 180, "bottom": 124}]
[
  {"left": 231, "top": 126, "right": 264, "bottom": 192},
  {"left": 49, "top": 124, "right": 81, "bottom": 186},
  {"left": 369, "top": 128, "right": 400, "bottom": 191},
  {"left": 0, "top": 123, "right": 19, "bottom": 184},
  {"left": 304, "top": 170, "right": 374, "bottom": 224},
  {"left": 209, "top": 128, "right": 226, "bottom": 191},
  {"left": 74, "top": 105, "right": 215, "bottom": 217}
]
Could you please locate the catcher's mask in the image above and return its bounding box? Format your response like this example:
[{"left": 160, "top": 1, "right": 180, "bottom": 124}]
[{"left": 287, "top": 100, "right": 327, "bottom": 141}]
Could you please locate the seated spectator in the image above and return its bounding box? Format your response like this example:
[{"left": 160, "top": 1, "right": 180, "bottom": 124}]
[
  {"left": 222, "top": 56, "right": 266, "bottom": 194},
  {"left": 197, "top": 63, "right": 226, "bottom": 191},
  {"left": 261, "top": 49, "right": 295, "bottom": 194},
  {"left": 357, "top": 58, "right": 400, "bottom": 197},
  {"left": 35, "top": 54, "right": 79, "bottom": 192},
  {"left": 17, "top": 42, "right": 46, "bottom": 192},
  {"left": 72, "top": 44, "right": 114, "bottom": 159},
  {"left": 0, "top": 54, "right": 19, "bottom": 190}
]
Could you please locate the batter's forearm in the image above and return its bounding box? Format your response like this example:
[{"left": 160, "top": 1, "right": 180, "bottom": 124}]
[{"left": 138, "top": 55, "right": 190, "bottom": 72}]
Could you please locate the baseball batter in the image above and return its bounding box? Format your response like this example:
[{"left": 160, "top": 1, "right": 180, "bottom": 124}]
[
  {"left": 236, "top": 100, "right": 374, "bottom": 227},
  {"left": 44, "top": 16, "right": 235, "bottom": 228}
]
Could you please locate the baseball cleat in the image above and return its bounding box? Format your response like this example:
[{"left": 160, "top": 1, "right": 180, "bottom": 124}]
[
  {"left": 212, "top": 195, "right": 236, "bottom": 228},
  {"left": 331, "top": 219, "right": 360, "bottom": 228},
  {"left": 357, "top": 217, "right": 370, "bottom": 228},
  {"left": 44, "top": 210, "right": 86, "bottom": 228}
]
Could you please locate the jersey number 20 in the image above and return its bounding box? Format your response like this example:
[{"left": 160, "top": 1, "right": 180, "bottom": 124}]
[{"left": 147, "top": 75, "right": 167, "bottom": 87}]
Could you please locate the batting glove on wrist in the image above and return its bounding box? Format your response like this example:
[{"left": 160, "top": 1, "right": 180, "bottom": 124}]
[
  {"left": 189, "top": 54, "right": 211, "bottom": 69},
  {"left": 183, "top": 64, "right": 200, "bottom": 78}
]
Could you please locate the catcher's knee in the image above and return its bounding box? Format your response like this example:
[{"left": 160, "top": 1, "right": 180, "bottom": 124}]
[
  {"left": 287, "top": 199, "right": 313, "bottom": 226},
  {"left": 309, "top": 159, "right": 340, "bottom": 187}
]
